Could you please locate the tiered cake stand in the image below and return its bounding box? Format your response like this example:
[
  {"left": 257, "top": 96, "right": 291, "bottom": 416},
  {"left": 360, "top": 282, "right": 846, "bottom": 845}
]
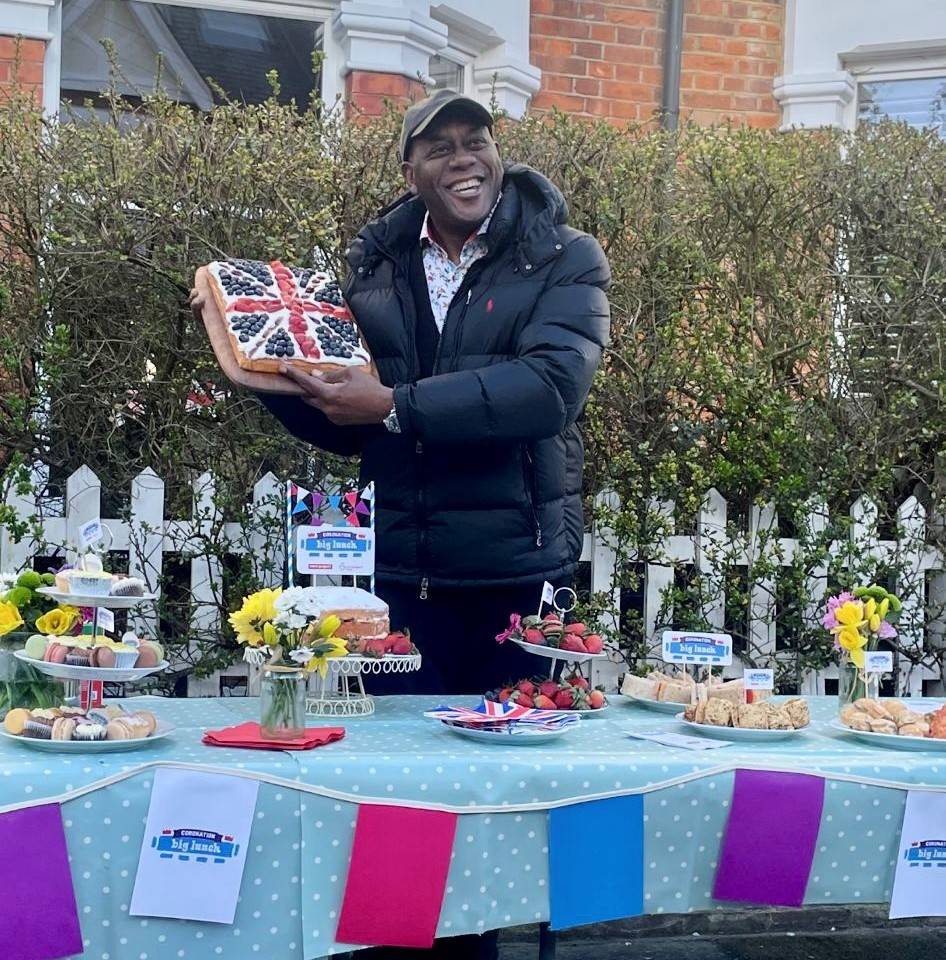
[{"left": 306, "top": 653, "right": 421, "bottom": 717}]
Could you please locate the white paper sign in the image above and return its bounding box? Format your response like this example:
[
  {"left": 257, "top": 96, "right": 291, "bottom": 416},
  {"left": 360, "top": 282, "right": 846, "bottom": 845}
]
[
  {"left": 78, "top": 518, "right": 103, "bottom": 549},
  {"left": 865, "top": 650, "right": 894, "bottom": 674},
  {"left": 295, "top": 524, "right": 375, "bottom": 576},
  {"left": 662, "top": 630, "right": 733, "bottom": 666},
  {"left": 744, "top": 668, "right": 774, "bottom": 690},
  {"left": 627, "top": 730, "right": 733, "bottom": 751},
  {"left": 94, "top": 608, "right": 115, "bottom": 634},
  {"left": 889, "top": 791, "right": 946, "bottom": 918},
  {"left": 541, "top": 581, "right": 555, "bottom": 606},
  {"left": 130, "top": 768, "right": 259, "bottom": 924}
]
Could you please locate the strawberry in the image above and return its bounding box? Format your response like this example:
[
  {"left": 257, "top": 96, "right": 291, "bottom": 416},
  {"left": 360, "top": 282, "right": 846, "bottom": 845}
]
[
  {"left": 533, "top": 694, "right": 557, "bottom": 710},
  {"left": 588, "top": 690, "right": 606, "bottom": 709},
  {"left": 564, "top": 622, "right": 587, "bottom": 635},
  {"left": 497, "top": 687, "right": 513, "bottom": 703},
  {"left": 566, "top": 674, "right": 590, "bottom": 691},
  {"left": 384, "top": 630, "right": 408, "bottom": 652},
  {"left": 515, "top": 693, "right": 535, "bottom": 709},
  {"left": 583, "top": 634, "right": 604, "bottom": 654},
  {"left": 516, "top": 679, "right": 537, "bottom": 698},
  {"left": 364, "top": 638, "right": 386, "bottom": 658},
  {"left": 523, "top": 628, "right": 547, "bottom": 645},
  {"left": 554, "top": 688, "right": 576, "bottom": 709},
  {"left": 539, "top": 679, "right": 559, "bottom": 699},
  {"left": 391, "top": 635, "right": 413, "bottom": 655},
  {"left": 561, "top": 635, "right": 588, "bottom": 653}
]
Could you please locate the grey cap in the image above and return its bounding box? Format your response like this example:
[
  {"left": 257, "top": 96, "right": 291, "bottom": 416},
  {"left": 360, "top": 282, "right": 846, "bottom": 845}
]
[{"left": 399, "top": 88, "right": 493, "bottom": 161}]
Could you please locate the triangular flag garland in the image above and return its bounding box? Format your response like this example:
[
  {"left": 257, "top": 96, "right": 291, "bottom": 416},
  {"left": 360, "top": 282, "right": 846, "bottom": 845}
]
[
  {"left": 549, "top": 795, "right": 644, "bottom": 930},
  {"left": 713, "top": 769, "right": 825, "bottom": 907},
  {"left": 336, "top": 804, "right": 458, "bottom": 948},
  {"left": 0, "top": 804, "right": 83, "bottom": 960}
]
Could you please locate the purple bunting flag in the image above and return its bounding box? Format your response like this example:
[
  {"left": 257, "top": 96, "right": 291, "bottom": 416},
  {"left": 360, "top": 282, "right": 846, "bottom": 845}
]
[{"left": 713, "top": 769, "right": 825, "bottom": 907}]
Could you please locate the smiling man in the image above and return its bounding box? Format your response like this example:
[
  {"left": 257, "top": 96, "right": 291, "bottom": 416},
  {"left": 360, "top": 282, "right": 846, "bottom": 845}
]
[{"left": 240, "top": 88, "right": 609, "bottom": 959}]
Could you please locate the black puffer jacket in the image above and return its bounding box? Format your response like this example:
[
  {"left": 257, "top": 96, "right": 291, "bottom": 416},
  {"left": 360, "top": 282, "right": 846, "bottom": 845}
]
[{"left": 261, "top": 164, "right": 610, "bottom": 591}]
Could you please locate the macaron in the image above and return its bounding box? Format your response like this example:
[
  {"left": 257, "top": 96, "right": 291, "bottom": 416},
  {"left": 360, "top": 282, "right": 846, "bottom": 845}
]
[
  {"left": 23, "top": 634, "right": 48, "bottom": 660},
  {"left": 105, "top": 719, "right": 131, "bottom": 741},
  {"left": 92, "top": 646, "right": 116, "bottom": 668},
  {"left": 134, "top": 711, "right": 157, "bottom": 737},
  {"left": 135, "top": 645, "right": 159, "bottom": 668},
  {"left": 44, "top": 643, "right": 68, "bottom": 664},
  {"left": 3, "top": 708, "right": 29, "bottom": 735}
]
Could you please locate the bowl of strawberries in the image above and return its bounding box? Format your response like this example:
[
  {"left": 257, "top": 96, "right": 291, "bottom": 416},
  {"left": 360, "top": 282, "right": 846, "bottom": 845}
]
[{"left": 487, "top": 673, "right": 609, "bottom": 716}]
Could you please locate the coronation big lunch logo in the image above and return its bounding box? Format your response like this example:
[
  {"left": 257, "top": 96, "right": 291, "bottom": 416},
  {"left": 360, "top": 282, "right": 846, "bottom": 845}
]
[
  {"left": 905, "top": 840, "right": 946, "bottom": 867},
  {"left": 151, "top": 828, "right": 241, "bottom": 865}
]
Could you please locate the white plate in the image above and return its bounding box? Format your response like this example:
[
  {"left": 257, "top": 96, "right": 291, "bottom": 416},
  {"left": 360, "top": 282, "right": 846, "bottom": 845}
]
[
  {"left": 675, "top": 712, "right": 809, "bottom": 741},
  {"left": 0, "top": 719, "right": 174, "bottom": 753},
  {"left": 620, "top": 693, "right": 690, "bottom": 715},
  {"left": 510, "top": 638, "right": 608, "bottom": 663},
  {"left": 438, "top": 720, "right": 576, "bottom": 745},
  {"left": 14, "top": 650, "right": 168, "bottom": 683},
  {"left": 36, "top": 586, "right": 158, "bottom": 609},
  {"left": 829, "top": 718, "right": 946, "bottom": 752}
]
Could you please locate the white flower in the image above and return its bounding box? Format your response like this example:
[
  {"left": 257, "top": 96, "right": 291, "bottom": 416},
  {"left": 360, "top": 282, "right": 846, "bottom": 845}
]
[
  {"left": 274, "top": 611, "right": 308, "bottom": 631},
  {"left": 0, "top": 572, "right": 18, "bottom": 593},
  {"left": 274, "top": 586, "right": 324, "bottom": 620},
  {"left": 289, "top": 648, "right": 314, "bottom": 666}
]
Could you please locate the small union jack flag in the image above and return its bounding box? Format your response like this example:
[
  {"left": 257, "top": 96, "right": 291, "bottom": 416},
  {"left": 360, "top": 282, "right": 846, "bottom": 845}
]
[{"left": 424, "top": 699, "right": 579, "bottom": 730}]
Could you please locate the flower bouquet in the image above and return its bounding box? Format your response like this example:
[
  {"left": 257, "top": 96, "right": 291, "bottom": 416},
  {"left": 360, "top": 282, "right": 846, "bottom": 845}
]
[
  {"left": 229, "top": 586, "right": 348, "bottom": 738},
  {"left": 823, "top": 584, "right": 900, "bottom": 708}
]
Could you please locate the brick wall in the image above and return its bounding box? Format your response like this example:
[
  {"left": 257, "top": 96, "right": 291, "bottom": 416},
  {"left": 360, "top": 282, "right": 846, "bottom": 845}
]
[
  {"left": 530, "top": 0, "right": 782, "bottom": 127},
  {"left": 345, "top": 71, "right": 426, "bottom": 118},
  {"left": 0, "top": 36, "right": 45, "bottom": 103}
]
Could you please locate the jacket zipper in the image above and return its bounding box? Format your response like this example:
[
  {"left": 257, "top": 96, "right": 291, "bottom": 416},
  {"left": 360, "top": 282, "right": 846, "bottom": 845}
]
[{"left": 523, "top": 445, "right": 543, "bottom": 547}]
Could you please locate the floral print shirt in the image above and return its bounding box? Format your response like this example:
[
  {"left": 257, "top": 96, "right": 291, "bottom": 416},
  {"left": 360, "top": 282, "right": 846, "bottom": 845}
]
[{"left": 420, "top": 194, "right": 501, "bottom": 333}]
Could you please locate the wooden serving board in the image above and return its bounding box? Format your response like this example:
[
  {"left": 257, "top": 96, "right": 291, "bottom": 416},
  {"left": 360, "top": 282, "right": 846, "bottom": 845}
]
[{"left": 194, "top": 266, "right": 378, "bottom": 397}]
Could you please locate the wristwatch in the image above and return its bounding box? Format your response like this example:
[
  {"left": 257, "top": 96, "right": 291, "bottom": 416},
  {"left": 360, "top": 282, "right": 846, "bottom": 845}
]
[{"left": 383, "top": 399, "right": 401, "bottom": 434}]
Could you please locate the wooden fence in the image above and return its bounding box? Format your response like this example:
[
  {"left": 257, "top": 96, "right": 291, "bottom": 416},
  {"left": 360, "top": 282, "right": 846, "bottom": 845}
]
[{"left": 2, "top": 467, "right": 945, "bottom": 697}]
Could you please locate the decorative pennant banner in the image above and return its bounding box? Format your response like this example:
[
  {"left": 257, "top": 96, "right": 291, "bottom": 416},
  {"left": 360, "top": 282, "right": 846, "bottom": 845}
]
[
  {"left": 354, "top": 501, "right": 370, "bottom": 516},
  {"left": 130, "top": 768, "right": 259, "bottom": 924},
  {"left": 312, "top": 492, "right": 325, "bottom": 508},
  {"left": 344, "top": 491, "right": 358, "bottom": 508},
  {"left": 346, "top": 512, "right": 361, "bottom": 527},
  {"left": 328, "top": 494, "right": 342, "bottom": 509},
  {"left": 337, "top": 805, "right": 457, "bottom": 948},
  {"left": 549, "top": 795, "right": 644, "bottom": 930},
  {"left": 890, "top": 790, "right": 946, "bottom": 918},
  {"left": 713, "top": 769, "right": 824, "bottom": 907},
  {"left": 0, "top": 804, "right": 82, "bottom": 960}
]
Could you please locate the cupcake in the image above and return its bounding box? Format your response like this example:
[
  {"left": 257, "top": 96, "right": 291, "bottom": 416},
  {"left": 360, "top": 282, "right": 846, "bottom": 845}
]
[
  {"left": 69, "top": 570, "right": 112, "bottom": 596},
  {"left": 73, "top": 720, "right": 107, "bottom": 742},
  {"left": 110, "top": 643, "right": 140, "bottom": 669},
  {"left": 54, "top": 567, "right": 74, "bottom": 593},
  {"left": 110, "top": 577, "right": 145, "bottom": 597},
  {"left": 22, "top": 717, "right": 54, "bottom": 739},
  {"left": 65, "top": 650, "right": 91, "bottom": 667}
]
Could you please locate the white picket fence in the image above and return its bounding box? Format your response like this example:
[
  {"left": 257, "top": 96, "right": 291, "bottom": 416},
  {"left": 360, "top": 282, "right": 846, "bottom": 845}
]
[{"left": 2, "top": 466, "right": 945, "bottom": 697}]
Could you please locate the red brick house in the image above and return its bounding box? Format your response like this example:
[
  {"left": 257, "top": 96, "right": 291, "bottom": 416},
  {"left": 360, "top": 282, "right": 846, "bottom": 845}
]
[{"left": 1, "top": 1, "right": 943, "bottom": 134}]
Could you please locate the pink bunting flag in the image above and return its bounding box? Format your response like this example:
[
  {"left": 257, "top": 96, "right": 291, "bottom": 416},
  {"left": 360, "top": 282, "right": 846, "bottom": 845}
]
[
  {"left": 713, "top": 769, "right": 825, "bottom": 907},
  {"left": 0, "top": 804, "right": 83, "bottom": 960},
  {"left": 344, "top": 491, "right": 358, "bottom": 508},
  {"left": 346, "top": 512, "right": 361, "bottom": 527},
  {"left": 336, "top": 805, "right": 458, "bottom": 948}
]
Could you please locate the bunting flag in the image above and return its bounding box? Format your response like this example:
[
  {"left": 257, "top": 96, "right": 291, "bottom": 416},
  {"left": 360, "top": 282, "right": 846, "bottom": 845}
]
[
  {"left": 344, "top": 491, "right": 358, "bottom": 508},
  {"left": 292, "top": 501, "right": 309, "bottom": 515},
  {"left": 311, "top": 492, "right": 325, "bottom": 508},
  {"left": 713, "top": 769, "right": 824, "bottom": 907},
  {"left": 337, "top": 805, "right": 457, "bottom": 948},
  {"left": 361, "top": 484, "right": 374, "bottom": 500},
  {"left": 354, "top": 501, "right": 370, "bottom": 516},
  {"left": 549, "top": 795, "right": 644, "bottom": 930},
  {"left": 0, "top": 804, "right": 82, "bottom": 960},
  {"left": 328, "top": 494, "right": 342, "bottom": 510},
  {"left": 346, "top": 512, "right": 361, "bottom": 527}
]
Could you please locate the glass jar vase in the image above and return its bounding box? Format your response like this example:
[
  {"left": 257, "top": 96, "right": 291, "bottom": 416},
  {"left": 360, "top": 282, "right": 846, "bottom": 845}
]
[
  {"left": 260, "top": 667, "right": 306, "bottom": 740},
  {"left": 838, "top": 660, "right": 879, "bottom": 711}
]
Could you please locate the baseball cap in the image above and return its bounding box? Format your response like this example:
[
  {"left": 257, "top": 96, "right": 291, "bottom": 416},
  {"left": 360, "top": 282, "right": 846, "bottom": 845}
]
[{"left": 399, "top": 89, "right": 493, "bottom": 161}]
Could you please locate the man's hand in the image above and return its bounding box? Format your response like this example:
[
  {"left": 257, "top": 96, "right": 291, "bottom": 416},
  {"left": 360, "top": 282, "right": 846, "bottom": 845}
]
[
  {"left": 279, "top": 364, "right": 394, "bottom": 426},
  {"left": 189, "top": 287, "right": 205, "bottom": 319}
]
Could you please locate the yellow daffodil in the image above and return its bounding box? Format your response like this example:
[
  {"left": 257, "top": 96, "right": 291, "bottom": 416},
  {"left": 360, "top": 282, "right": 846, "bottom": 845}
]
[
  {"left": 304, "top": 614, "right": 341, "bottom": 644},
  {"left": 831, "top": 600, "right": 866, "bottom": 633},
  {"left": 0, "top": 600, "right": 24, "bottom": 637},
  {"left": 878, "top": 597, "right": 890, "bottom": 619},
  {"left": 229, "top": 587, "right": 282, "bottom": 647},
  {"left": 838, "top": 626, "right": 868, "bottom": 667},
  {"left": 303, "top": 636, "right": 349, "bottom": 678},
  {"left": 35, "top": 605, "right": 80, "bottom": 636}
]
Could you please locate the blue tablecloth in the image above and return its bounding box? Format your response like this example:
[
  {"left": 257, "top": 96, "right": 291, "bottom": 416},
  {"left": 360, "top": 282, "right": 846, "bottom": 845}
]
[{"left": 1, "top": 694, "right": 943, "bottom": 959}]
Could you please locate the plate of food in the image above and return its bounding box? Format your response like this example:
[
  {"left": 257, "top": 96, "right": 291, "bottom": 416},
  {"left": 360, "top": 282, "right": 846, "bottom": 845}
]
[
  {"left": 437, "top": 720, "right": 576, "bottom": 745},
  {"left": 832, "top": 698, "right": 946, "bottom": 751},
  {"left": 15, "top": 634, "right": 167, "bottom": 682},
  {"left": 674, "top": 696, "right": 811, "bottom": 741},
  {"left": 485, "top": 676, "right": 609, "bottom": 716},
  {"left": 1, "top": 704, "right": 172, "bottom": 752},
  {"left": 36, "top": 586, "right": 157, "bottom": 608},
  {"left": 194, "top": 259, "right": 376, "bottom": 396},
  {"left": 620, "top": 671, "right": 764, "bottom": 715}
]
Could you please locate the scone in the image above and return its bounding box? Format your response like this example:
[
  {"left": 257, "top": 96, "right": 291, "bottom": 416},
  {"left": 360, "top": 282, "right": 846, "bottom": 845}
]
[
  {"left": 856, "top": 698, "right": 893, "bottom": 721},
  {"left": 704, "top": 698, "right": 733, "bottom": 727},
  {"left": 867, "top": 717, "right": 898, "bottom": 734},
  {"left": 898, "top": 721, "right": 930, "bottom": 738},
  {"left": 767, "top": 707, "right": 795, "bottom": 730},
  {"left": 846, "top": 712, "right": 872, "bottom": 731},
  {"left": 783, "top": 698, "right": 810, "bottom": 729},
  {"left": 735, "top": 703, "right": 769, "bottom": 729}
]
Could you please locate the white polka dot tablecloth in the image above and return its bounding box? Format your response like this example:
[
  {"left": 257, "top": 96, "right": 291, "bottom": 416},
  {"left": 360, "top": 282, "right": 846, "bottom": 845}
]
[{"left": 0, "top": 695, "right": 941, "bottom": 959}]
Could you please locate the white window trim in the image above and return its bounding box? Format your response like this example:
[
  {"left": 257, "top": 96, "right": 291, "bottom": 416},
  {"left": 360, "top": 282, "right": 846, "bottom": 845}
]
[{"left": 840, "top": 39, "right": 946, "bottom": 129}]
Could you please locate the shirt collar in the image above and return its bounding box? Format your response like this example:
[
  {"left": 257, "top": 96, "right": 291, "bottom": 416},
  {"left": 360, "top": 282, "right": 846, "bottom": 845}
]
[{"left": 420, "top": 191, "right": 502, "bottom": 249}]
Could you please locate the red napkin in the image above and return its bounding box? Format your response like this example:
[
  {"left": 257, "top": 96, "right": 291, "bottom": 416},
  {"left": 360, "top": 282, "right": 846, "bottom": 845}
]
[{"left": 202, "top": 721, "right": 345, "bottom": 751}]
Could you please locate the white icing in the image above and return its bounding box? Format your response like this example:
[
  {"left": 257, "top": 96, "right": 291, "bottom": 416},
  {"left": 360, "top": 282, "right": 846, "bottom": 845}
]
[{"left": 317, "top": 586, "right": 388, "bottom": 613}]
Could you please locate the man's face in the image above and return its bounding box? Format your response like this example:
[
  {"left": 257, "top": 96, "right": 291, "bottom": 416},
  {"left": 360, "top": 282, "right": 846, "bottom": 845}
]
[{"left": 402, "top": 114, "right": 503, "bottom": 236}]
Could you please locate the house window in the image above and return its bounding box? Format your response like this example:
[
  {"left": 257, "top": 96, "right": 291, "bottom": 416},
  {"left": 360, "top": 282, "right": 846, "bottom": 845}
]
[
  {"left": 857, "top": 76, "right": 946, "bottom": 136},
  {"left": 60, "top": 0, "right": 321, "bottom": 112},
  {"left": 429, "top": 54, "right": 465, "bottom": 93}
]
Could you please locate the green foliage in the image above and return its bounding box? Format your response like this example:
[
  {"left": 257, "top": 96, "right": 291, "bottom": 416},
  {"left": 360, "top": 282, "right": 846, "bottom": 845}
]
[{"left": 0, "top": 72, "right": 944, "bottom": 686}]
